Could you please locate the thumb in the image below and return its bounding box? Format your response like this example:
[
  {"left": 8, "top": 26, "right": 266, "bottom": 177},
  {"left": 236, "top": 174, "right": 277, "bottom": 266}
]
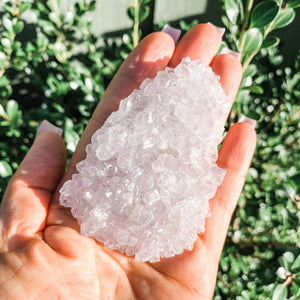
[{"left": 0, "top": 120, "right": 66, "bottom": 250}]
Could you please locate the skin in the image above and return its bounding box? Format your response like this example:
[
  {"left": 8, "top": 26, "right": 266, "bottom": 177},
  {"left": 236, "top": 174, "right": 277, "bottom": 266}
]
[{"left": 0, "top": 24, "right": 256, "bottom": 299}]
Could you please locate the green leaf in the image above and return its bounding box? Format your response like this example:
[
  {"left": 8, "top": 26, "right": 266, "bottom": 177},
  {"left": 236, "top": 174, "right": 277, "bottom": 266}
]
[
  {"left": 3, "top": 17, "right": 13, "bottom": 32},
  {"left": 19, "top": 2, "right": 31, "bottom": 13},
  {"left": 280, "top": 251, "right": 295, "bottom": 269},
  {"left": 245, "top": 111, "right": 260, "bottom": 120},
  {"left": 49, "top": 12, "right": 60, "bottom": 24},
  {"left": 273, "top": 8, "right": 296, "bottom": 29},
  {"left": 276, "top": 267, "right": 287, "bottom": 279},
  {"left": 87, "top": 0, "right": 96, "bottom": 11},
  {"left": 283, "top": 251, "right": 295, "bottom": 265},
  {"left": 36, "top": 2, "right": 49, "bottom": 14},
  {"left": 291, "top": 256, "right": 300, "bottom": 272},
  {"left": 272, "top": 284, "right": 287, "bottom": 300},
  {"left": 284, "top": 182, "right": 296, "bottom": 200},
  {"left": 250, "top": 0, "right": 279, "bottom": 28},
  {"left": 243, "top": 28, "right": 263, "bottom": 54},
  {"left": 6, "top": 100, "right": 19, "bottom": 119},
  {"left": 139, "top": 6, "right": 150, "bottom": 22},
  {"left": 262, "top": 35, "right": 280, "bottom": 49},
  {"left": 13, "top": 21, "right": 24, "bottom": 34},
  {"left": 0, "top": 161, "right": 13, "bottom": 177},
  {"left": 248, "top": 85, "right": 264, "bottom": 94},
  {"left": 243, "top": 64, "right": 257, "bottom": 78},
  {"left": 288, "top": 0, "right": 300, "bottom": 8},
  {"left": 65, "top": 128, "right": 80, "bottom": 152},
  {"left": 0, "top": 75, "right": 10, "bottom": 87},
  {"left": 1, "top": 38, "right": 11, "bottom": 48},
  {"left": 0, "top": 104, "right": 5, "bottom": 116},
  {"left": 127, "top": 6, "right": 135, "bottom": 21},
  {"left": 224, "top": 0, "right": 239, "bottom": 24},
  {"left": 36, "top": 36, "right": 49, "bottom": 49}
]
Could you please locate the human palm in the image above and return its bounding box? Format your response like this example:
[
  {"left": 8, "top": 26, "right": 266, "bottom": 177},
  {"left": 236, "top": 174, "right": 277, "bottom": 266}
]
[{"left": 0, "top": 24, "right": 256, "bottom": 300}]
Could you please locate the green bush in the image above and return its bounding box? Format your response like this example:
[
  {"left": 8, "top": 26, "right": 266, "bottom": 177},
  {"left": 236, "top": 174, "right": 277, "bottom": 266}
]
[{"left": 0, "top": 0, "right": 299, "bottom": 299}]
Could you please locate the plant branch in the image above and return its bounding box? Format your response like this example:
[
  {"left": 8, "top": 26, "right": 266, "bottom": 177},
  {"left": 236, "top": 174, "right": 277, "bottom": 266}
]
[
  {"left": 242, "top": 50, "right": 259, "bottom": 71},
  {"left": 239, "top": 0, "right": 254, "bottom": 54},
  {"left": 133, "top": 0, "right": 140, "bottom": 47}
]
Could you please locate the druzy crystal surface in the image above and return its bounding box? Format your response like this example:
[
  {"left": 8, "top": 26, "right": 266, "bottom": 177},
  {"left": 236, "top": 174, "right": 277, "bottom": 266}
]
[{"left": 59, "top": 58, "right": 230, "bottom": 262}]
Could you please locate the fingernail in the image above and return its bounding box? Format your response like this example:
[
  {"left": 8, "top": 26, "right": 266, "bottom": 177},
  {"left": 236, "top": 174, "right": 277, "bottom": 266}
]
[
  {"left": 238, "top": 116, "right": 257, "bottom": 129},
  {"left": 220, "top": 47, "right": 241, "bottom": 61},
  {"left": 207, "top": 22, "right": 226, "bottom": 37},
  {"left": 36, "top": 120, "right": 63, "bottom": 137},
  {"left": 161, "top": 25, "right": 181, "bottom": 43}
]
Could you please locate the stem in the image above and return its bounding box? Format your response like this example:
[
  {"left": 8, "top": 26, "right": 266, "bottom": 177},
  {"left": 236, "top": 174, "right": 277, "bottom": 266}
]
[
  {"left": 242, "top": 6, "right": 282, "bottom": 70},
  {"left": 242, "top": 49, "right": 259, "bottom": 71},
  {"left": 133, "top": 0, "right": 140, "bottom": 47},
  {"left": 239, "top": 0, "right": 254, "bottom": 54},
  {"left": 263, "top": 6, "right": 284, "bottom": 39}
]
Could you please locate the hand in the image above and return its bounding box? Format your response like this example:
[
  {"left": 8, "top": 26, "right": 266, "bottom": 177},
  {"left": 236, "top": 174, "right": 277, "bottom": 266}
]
[{"left": 0, "top": 24, "right": 256, "bottom": 300}]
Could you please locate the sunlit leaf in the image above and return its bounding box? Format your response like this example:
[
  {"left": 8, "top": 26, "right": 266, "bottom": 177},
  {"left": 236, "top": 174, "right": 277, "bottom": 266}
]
[
  {"left": 273, "top": 7, "right": 296, "bottom": 29},
  {"left": 6, "top": 100, "right": 19, "bottom": 119},
  {"left": 13, "top": 21, "right": 24, "bottom": 34},
  {"left": 224, "top": 0, "right": 240, "bottom": 24},
  {"left": 248, "top": 85, "right": 264, "bottom": 94},
  {"left": 0, "top": 161, "right": 12, "bottom": 177},
  {"left": 250, "top": 0, "right": 279, "bottom": 28},
  {"left": 243, "top": 28, "right": 263, "bottom": 54},
  {"left": 291, "top": 256, "right": 300, "bottom": 272},
  {"left": 272, "top": 284, "right": 287, "bottom": 300},
  {"left": 3, "top": 17, "right": 13, "bottom": 32},
  {"left": 243, "top": 64, "right": 257, "bottom": 78}
]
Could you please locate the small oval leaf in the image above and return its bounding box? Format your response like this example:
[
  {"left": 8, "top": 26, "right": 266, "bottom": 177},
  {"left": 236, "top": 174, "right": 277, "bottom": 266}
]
[
  {"left": 291, "top": 255, "right": 300, "bottom": 272},
  {"left": 272, "top": 284, "right": 287, "bottom": 300},
  {"left": 13, "top": 21, "right": 24, "bottom": 34},
  {"left": 283, "top": 251, "right": 295, "bottom": 264},
  {"left": 273, "top": 8, "right": 296, "bottom": 29},
  {"left": 3, "top": 17, "right": 13, "bottom": 32},
  {"left": 248, "top": 85, "right": 264, "bottom": 94},
  {"left": 243, "top": 28, "right": 263, "bottom": 54},
  {"left": 243, "top": 64, "right": 257, "bottom": 78},
  {"left": 261, "top": 35, "right": 280, "bottom": 49},
  {"left": 288, "top": 0, "right": 300, "bottom": 8},
  {"left": 224, "top": 0, "right": 240, "bottom": 24},
  {"left": 6, "top": 100, "right": 19, "bottom": 119},
  {"left": 127, "top": 6, "right": 135, "bottom": 21},
  {"left": 0, "top": 161, "right": 13, "bottom": 177},
  {"left": 139, "top": 6, "right": 150, "bottom": 22},
  {"left": 250, "top": 0, "right": 279, "bottom": 28}
]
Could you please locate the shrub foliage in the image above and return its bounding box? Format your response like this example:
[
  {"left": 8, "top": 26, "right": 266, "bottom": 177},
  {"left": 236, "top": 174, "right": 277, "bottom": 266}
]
[{"left": 0, "top": 0, "right": 299, "bottom": 299}]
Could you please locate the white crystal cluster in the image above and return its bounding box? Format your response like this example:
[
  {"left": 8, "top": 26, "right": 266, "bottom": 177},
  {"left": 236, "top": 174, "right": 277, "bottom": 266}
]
[{"left": 60, "top": 58, "right": 230, "bottom": 262}]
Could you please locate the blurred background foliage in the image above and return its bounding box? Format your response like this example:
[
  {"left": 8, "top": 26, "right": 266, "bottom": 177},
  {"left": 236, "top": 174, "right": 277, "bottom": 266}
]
[{"left": 0, "top": 0, "right": 299, "bottom": 299}]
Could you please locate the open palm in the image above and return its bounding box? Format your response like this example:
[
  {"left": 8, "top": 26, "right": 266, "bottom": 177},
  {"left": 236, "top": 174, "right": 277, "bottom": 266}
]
[{"left": 0, "top": 24, "right": 256, "bottom": 300}]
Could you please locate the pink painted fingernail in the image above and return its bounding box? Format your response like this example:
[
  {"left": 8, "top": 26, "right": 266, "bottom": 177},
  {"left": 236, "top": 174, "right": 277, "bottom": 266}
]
[
  {"left": 161, "top": 25, "right": 181, "bottom": 43},
  {"left": 220, "top": 47, "right": 241, "bottom": 61},
  {"left": 207, "top": 22, "right": 225, "bottom": 37},
  {"left": 238, "top": 116, "right": 257, "bottom": 129},
  {"left": 36, "top": 120, "right": 63, "bottom": 137}
]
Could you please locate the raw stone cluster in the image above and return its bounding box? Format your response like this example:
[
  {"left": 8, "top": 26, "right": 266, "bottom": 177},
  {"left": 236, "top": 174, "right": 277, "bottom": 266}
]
[{"left": 59, "top": 58, "right": 230, "bottom": 262}]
